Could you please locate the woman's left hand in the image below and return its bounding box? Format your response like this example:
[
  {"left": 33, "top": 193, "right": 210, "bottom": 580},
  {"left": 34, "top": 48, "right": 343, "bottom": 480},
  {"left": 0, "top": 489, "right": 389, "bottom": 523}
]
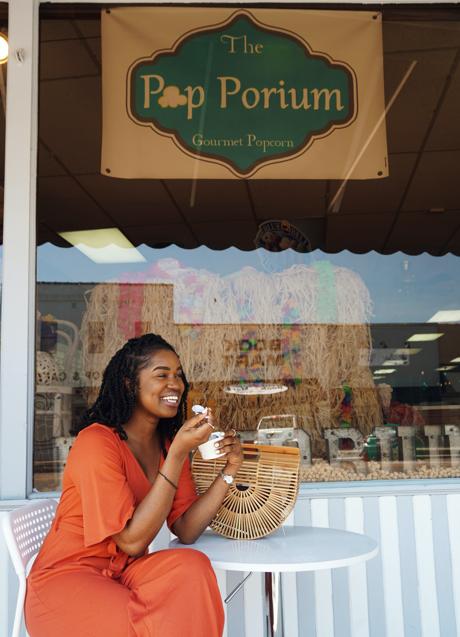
[{"left": 217, "top": 430, "right": 243, "bottom": 475}]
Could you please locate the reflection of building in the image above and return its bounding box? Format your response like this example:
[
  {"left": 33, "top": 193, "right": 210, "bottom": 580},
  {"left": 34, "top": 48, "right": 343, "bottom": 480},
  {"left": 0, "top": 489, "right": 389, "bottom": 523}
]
[
  {"left": 34, "top": 303, "right": 86, "bottom": 489},
  {"left": 79, "top": 271, "right": 380, "bottom": 442}
]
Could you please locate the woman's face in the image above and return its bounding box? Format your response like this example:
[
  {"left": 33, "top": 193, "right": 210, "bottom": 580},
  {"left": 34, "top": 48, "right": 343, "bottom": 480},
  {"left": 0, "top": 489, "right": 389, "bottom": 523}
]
[{"left": 134, "top": 349, "right": 185, "bottom": 419}]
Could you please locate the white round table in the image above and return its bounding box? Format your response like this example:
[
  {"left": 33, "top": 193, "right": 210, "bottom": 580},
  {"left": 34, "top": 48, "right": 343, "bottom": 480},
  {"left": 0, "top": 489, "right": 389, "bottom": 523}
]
[{"left": 170, "top": 525, "right": 378, "bottom": 636}]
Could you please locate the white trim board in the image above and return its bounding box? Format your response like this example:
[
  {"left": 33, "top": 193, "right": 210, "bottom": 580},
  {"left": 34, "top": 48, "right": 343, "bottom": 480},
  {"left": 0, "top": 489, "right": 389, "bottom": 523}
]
[{"left": 299, "top": 478, "right": 460, "bottom": 499}]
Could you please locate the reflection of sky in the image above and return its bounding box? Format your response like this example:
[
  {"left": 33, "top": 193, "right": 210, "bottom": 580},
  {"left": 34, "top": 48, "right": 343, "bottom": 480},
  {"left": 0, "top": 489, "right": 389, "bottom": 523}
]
[{"left": 36, "top": 243, "right": 460, "bottom": 324}]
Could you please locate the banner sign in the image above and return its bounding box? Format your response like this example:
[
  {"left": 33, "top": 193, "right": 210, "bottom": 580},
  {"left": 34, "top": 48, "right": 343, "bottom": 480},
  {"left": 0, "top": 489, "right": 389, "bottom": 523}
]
[{"left": 102, "top": 8, "right": 388, "bottom": 179}]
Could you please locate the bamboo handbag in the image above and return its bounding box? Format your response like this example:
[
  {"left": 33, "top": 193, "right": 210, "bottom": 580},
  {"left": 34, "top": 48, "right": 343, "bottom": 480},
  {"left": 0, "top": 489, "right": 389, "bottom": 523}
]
[{"left": 191, "top": 443, "right": 300, "bottom": 539}]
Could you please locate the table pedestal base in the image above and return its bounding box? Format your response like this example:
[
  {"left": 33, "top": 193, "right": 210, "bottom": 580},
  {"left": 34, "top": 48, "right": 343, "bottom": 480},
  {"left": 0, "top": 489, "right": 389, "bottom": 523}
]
[{"left": 264, "top": 572, "right": 283, "bottom": 637}]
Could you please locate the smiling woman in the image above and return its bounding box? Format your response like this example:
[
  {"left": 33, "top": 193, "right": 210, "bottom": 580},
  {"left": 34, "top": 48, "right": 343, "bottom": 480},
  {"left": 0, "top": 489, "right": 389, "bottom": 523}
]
[
  {"left": 73, "top": 334, "right": 189, "bottom": 454},
  {"left": 25, "top": 333, "right": 243, "bottom": 637}
]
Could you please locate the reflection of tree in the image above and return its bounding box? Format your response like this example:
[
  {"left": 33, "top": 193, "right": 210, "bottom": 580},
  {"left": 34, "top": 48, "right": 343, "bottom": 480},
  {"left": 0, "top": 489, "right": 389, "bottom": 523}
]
[{"left": 81, "top": 260, "right": 383, "bottom": 451}]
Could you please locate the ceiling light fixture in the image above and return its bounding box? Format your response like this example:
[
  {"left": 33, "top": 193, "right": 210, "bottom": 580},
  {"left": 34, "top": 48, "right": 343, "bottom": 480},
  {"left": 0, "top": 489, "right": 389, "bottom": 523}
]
[
  {"left": 0, "top": 33, "right": 8, "bottom": 65},
  {"left": 382, "top": 360, "right": 407, "bottom": 366},
  {"left": 394, "top": 348, "right": 421, "bottom": 356},
  {"left": 58, "top": 228, "right": 146, "bottom": 264},
  {"left": 450, "top": 357, "right": 460, "bottom": 364},
  {"left": 374, "top": 369, "right": 396, "bottom": 374},
  {"left": 436, "top": 366, "right": 455, "bottom": 372},
  {"left": 407, "top": 334, "right": 444, "bottom": 342},
  {"left": 428, "top": 310, "right": 460, "bottom": 323}
]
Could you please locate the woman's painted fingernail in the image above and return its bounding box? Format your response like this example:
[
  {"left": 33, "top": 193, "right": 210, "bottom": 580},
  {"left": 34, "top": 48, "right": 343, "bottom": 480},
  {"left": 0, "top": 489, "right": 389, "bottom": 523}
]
[{"left": 214, "top": 442, "right": 220, "bottom": 448}]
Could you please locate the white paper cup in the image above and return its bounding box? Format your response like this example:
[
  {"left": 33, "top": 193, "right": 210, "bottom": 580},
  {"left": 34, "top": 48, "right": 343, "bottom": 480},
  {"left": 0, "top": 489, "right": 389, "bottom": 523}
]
[{"left": 198, "top": 431, "right": 225, "bottom": 460}]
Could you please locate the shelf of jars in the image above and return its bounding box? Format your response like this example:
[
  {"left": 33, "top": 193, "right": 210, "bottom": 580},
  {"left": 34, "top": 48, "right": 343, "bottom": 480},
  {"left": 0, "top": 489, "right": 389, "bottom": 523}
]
[{"left": 239, "top": 418, "right": 460, "bottom": 482}]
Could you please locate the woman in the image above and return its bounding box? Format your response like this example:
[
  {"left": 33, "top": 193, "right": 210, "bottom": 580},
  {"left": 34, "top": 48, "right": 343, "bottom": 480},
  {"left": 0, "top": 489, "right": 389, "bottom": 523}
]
[{"left": 25, "top": 333, "right": 243, "bottom": 637}]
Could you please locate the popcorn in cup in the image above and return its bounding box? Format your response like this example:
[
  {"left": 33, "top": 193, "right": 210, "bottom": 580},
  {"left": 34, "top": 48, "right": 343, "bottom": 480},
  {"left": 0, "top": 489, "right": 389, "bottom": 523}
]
[{"left": 198, "top": 431, "right": 226, "bottom": 460}]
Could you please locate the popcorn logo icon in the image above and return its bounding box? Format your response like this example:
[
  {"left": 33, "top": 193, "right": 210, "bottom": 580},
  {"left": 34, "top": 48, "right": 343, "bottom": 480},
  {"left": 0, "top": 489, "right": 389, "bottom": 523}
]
[{"left": 158, "top": 86, "right": 187, "bottom": 108}]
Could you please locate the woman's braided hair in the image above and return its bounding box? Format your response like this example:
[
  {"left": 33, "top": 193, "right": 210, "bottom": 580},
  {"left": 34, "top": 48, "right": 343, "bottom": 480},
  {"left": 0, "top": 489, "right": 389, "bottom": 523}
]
[{"left": 71, "top": 333, "right": 189, "bottom": 457}]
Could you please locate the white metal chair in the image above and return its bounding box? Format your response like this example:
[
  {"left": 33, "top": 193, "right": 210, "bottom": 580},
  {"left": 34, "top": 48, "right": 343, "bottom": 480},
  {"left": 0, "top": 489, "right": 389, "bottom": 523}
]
[{"left": 2, "top": 499, "right": 57, "bottom": 637}]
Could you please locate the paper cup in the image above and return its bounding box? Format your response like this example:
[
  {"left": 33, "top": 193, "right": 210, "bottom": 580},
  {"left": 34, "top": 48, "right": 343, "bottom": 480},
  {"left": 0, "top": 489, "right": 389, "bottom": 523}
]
[{"left": 198, "top": 431, "right": 225, "bottom": 460}]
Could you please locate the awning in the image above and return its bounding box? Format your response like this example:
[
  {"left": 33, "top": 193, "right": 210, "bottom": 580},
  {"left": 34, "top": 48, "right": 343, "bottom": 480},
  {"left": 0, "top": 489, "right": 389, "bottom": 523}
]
[{"left": 4, "top": 6, "right": 460, "bottom": 256}]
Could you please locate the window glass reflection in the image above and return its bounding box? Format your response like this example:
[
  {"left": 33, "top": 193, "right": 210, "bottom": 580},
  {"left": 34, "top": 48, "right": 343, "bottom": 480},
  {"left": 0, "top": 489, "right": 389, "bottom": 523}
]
[{"left": 34, "top": 245, "right": 460, "bottom": 491}]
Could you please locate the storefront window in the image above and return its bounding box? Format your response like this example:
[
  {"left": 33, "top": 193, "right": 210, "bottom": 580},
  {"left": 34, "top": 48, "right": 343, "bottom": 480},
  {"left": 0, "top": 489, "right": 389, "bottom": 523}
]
[{"left": 34, "top": 5, "right": 460, "bottom": 491}]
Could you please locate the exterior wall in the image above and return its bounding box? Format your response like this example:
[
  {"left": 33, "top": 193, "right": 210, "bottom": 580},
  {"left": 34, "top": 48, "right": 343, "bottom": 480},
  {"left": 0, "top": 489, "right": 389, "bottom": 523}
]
[
  {"left": 220, "top": 482, "right": 460, "bottom": 637},
  {"left": 4, "top": 483, "right": 459, "bottom": 636}
]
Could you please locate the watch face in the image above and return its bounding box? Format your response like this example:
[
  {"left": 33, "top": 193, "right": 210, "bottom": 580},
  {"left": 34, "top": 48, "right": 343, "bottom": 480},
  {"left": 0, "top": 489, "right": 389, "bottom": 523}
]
[{"left": 222, "top": 472, "right": 233, "bottom": 484}]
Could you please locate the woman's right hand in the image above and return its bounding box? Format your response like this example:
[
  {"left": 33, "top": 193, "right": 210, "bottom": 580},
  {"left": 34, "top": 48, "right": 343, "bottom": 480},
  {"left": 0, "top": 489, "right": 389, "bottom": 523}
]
[{"left": 169, "top": 410, "right": 215, "bottom": 458}]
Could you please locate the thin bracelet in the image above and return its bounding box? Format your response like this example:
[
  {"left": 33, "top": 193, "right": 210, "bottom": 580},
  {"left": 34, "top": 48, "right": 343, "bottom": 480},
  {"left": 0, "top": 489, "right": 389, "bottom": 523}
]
[{"left": 158, "top": 470, "right": 178, "bottom": 490}]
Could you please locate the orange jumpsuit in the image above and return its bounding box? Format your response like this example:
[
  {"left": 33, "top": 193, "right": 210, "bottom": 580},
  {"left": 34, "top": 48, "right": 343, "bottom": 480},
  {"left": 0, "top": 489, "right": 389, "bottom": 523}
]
[{"left": 25, "top": 424, "right": 224, "bottom": 637}]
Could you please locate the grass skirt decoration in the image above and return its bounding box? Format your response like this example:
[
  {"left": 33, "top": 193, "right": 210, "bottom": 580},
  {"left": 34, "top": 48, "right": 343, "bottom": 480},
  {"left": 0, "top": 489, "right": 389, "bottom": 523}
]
[{"left": 80, "top": 260, "right": 382, "bottom": 454}]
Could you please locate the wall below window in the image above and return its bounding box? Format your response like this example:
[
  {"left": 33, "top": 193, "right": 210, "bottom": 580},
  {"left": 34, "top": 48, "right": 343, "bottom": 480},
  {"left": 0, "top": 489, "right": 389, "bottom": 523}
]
[
  {"left": 216, "top": 482, "right": 460, "bottom": 637},
  {"left": 5, "top": 483, "right": 457, "bottom": 637}
]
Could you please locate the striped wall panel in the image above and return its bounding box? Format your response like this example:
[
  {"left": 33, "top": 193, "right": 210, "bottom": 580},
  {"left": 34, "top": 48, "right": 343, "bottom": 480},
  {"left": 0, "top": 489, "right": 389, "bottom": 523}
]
[
  {"left": 218, "top": 491, "right": 460, "bottom": 637},
  {"left": 3, "top": 487, "right": 460, "bottom": 637}
]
